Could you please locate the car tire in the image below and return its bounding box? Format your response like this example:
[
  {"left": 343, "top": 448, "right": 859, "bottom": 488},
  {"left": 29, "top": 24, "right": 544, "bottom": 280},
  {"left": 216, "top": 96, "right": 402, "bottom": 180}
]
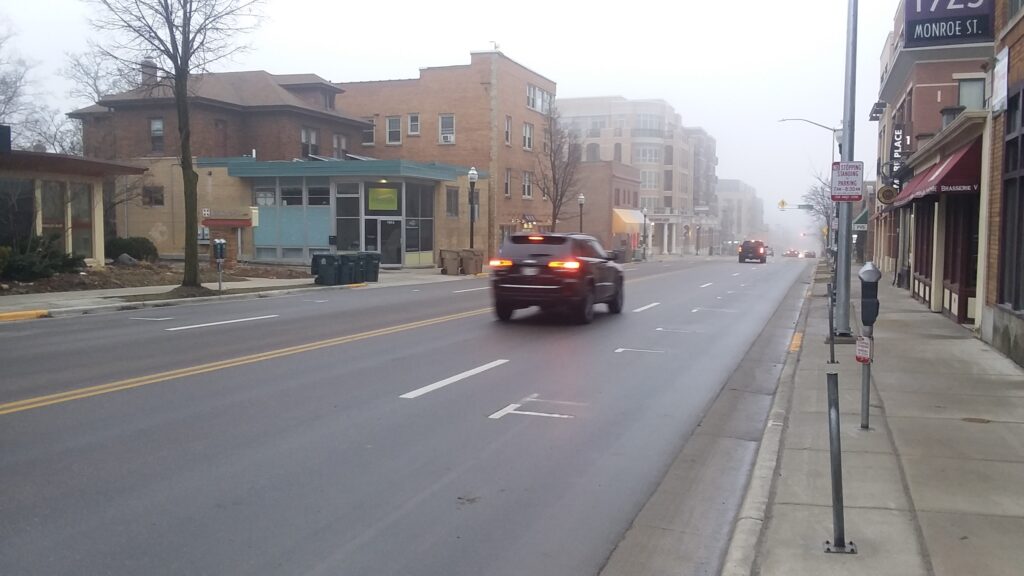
[
  {"left": 761, "top": 258, "right": 767, "bottom": 264},
  {"left": 576, "top": 286, "right": 595, "bottom": 324},
  {"left": 608, "top": 279, "right": 624, "bottom": 314},
  {"left": 495, "top": 302, "right": 514, "bottom": 322},
  {"left": 738, "top": 256, "right": 744, "bottom": 263}
]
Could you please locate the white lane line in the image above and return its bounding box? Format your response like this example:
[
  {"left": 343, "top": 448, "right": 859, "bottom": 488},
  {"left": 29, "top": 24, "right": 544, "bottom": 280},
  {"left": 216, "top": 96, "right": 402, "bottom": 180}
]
[
  {"left": 412, "top": 289, "right": 421, "bottom": 292},
  {"left": 632, "top": 302, "right": 661, "bottom": 313},
  {"left": 700, "top": 282, "right": 713, "bottom": 288},
  {"left": 614, "top": 348, "right": 665, "bottom": 354},
  {"left": 624, "top": 267, "right": 638, "bottom": 271},
  {"left": 509, "top": 409, "right": 574, "bottom": 419},
  {"left": 489, "top": 403, "right": 521, "bottom": 419},
  {"left": 732, "top": 273, "right": 740, "bottom": 276},
  {"left": 656, "top": 327, "right": 700, "bottom": 333},
  {"left": 716, "top": 296, "right": 723, "bottom": 300},
  {"left": 692, "top": 307, "right": 737, "bottom": 314},
  {"left": 401, "top": 359, "right": 509, "bottom": 399},
  {"left": 453, "top": 287, "right": 489, "bottom": 293},
  {"left": 131, "top": 317, "right": 173, "bottom": 321},
  {"left": 165, "top": 315, "right": 279, "bottom": 332},
  {"left": 302, "top": 299, "right": 329, "bottom": 303},
  {"left": 522, "top": 393, "right": 588, "bottom": 407}
]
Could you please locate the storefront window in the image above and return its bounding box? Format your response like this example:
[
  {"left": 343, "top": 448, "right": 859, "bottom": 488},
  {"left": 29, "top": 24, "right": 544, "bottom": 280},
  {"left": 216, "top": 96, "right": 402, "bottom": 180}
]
[{"left": 70, "top": 182, "right": 93, "bottom": 258}]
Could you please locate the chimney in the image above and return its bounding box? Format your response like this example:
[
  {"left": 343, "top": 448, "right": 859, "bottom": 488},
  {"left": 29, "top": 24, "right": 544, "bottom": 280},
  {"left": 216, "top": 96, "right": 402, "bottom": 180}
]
[{"left": 140, "top": 59, "right": 158, "bottom": 85}]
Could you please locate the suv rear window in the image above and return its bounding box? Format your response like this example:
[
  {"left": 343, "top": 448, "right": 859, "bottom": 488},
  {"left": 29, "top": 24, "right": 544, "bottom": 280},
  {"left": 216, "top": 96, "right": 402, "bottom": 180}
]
[{"left": 501, "top": 235, "right": 571, "bottom": 258}]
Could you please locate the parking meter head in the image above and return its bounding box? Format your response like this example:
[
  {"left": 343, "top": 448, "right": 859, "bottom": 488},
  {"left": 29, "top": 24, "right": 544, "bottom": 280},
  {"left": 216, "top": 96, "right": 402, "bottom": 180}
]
[{"left": 858, "top": 262, "right": 882, "bottom": 283}]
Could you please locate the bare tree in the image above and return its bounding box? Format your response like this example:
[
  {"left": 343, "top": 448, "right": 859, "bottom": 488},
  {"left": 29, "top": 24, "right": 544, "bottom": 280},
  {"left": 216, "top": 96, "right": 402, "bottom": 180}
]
[
  {"left": 0, "top": 26, "right": 35, "bottom": 146},
  {"left": 63, "top": 45, "right": 139, "bottom": 103},
  {"left": 87, "top": 0, "right": 261, "bottom": 287},
  {"left": 802, "top": 173, "right": 836, "bottom": 251},
  {"left": 535, "top": 108, "right": 581, "bottom": 233},
  {"left": 20, "top": 105, "right": 83, "bottom": 155}
]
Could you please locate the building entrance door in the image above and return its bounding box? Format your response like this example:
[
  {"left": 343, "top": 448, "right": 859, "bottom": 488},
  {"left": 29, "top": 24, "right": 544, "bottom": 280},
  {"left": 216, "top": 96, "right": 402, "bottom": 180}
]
[{"left": 363, "top": 218, "right": 403, "bottom": 266}]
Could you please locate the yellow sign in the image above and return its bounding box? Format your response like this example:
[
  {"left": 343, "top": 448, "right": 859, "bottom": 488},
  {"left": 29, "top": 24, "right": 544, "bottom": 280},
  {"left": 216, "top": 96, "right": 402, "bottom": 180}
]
[
  {"left": 368, "top": 187, "right": 398, "bottom": 211},
  {"left": 778, "top": 199, "right": 788, "bottom": 210}
]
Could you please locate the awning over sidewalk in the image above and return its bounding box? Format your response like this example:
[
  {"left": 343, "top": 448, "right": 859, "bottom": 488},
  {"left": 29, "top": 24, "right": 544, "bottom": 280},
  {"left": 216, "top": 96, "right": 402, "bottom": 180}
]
[
  {"left": 894, "top": 138, "right": 981, "bottom": 207},
  {"left": 853, "top": 208, "right": 868, "bottom": 231},
  {"left": 613, "top": 208, "right": 645, "bottom": 225}
]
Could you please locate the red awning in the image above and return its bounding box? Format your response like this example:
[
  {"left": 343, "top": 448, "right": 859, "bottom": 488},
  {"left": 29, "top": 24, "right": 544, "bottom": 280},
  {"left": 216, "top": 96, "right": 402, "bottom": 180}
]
[{"left": 893, "top": 138, "right": 981, "bottom": 207}]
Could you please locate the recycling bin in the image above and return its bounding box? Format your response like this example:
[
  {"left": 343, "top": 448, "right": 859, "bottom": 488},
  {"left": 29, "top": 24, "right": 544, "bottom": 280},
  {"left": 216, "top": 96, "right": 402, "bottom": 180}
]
[
  {"left": 312, "top": 254, "right": 338, "bottom": 285},
  {"left": 360, "top": 251, "right": 381, "bottom": 282},
  {"left": 460, "top": 249, "right": 483, "bottom": 275},
  {"left": 335, "top": 252, "right": 357, "bottom": 285}
]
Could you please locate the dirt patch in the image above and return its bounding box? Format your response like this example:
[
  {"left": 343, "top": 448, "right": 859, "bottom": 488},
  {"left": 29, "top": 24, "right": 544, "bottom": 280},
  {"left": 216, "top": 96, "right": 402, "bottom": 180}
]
[{"left": 0, "top": 261, "right": 311, "bottom": 296}]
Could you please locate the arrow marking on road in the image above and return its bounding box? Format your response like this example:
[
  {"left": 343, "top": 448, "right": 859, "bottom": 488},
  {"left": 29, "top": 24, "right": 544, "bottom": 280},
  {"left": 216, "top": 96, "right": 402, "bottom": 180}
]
[
  {"left": 614, "top": 348, "right": 665, "bottom": 354},
  {"left": 489, "top": 402, "right": 574, "bottom": 420},
  {"left": 401, "top": 359, "right": 509, "bottom": 399},
  {"left": 165, "top": 315, "right": 279, "bottom": 332},
  {"left": 632, "top": 302, "right": 661, "bottom": 313}
]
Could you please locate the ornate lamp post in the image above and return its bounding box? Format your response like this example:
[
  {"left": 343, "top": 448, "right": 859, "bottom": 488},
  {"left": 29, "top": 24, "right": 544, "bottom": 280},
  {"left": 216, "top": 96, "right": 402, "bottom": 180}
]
[
  {"left": 468, "top": 166, "right": 478, "bottom": 249},
  {"left": 577, "top": 193, "right": 585, "bottom": 232},
  {"left": 642, "top": 207, "right": 648, "bottom": 261}
]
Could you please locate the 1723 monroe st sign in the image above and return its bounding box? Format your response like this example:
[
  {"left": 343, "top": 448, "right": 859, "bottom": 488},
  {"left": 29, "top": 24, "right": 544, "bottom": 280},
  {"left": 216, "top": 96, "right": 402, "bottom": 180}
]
[{"left": 905, "top": 0, "right": 992, "bottom": 48}]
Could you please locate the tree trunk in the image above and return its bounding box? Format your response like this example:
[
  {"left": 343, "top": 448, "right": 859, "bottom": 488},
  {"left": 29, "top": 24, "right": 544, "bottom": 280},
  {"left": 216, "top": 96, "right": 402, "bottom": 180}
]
[{"left": 175, "top": 72, "right": 200, "bottom": 288}]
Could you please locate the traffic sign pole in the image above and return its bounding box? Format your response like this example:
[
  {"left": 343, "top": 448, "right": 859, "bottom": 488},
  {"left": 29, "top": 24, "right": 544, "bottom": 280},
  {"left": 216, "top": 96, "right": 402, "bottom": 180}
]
[{"left": 835, "top": 0, "right": 858, "bottom": 339}]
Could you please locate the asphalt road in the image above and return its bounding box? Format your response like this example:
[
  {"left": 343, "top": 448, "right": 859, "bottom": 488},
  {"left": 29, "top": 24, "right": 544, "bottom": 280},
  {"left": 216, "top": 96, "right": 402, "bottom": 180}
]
[{"left": 0, "top": 257, "right": 812, "bottom": 575}]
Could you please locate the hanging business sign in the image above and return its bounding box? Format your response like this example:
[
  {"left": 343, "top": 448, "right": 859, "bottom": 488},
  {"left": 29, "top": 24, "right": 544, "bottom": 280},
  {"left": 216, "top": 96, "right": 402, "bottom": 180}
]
[
  {"left": 890, "top": 124, "right": 905, "bottom": 187},
  {"left": 993, "top": 47, "right": 1009, "bottom": 112},
  {"left": 904, "top": 0, "right": 993, "bottom": 48}
]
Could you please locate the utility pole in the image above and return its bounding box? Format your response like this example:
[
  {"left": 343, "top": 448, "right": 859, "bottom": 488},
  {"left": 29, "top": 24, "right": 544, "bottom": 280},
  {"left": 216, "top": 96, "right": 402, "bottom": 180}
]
[{"left": 836, "top": 0, "right": 858, "bottom": 337}]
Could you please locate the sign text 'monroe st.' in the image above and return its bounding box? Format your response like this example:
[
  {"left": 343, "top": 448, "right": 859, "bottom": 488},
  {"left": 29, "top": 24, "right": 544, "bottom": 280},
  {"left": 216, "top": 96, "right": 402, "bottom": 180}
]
[{"left": 904, "top": 0, "right": 993, "bottom": 48}]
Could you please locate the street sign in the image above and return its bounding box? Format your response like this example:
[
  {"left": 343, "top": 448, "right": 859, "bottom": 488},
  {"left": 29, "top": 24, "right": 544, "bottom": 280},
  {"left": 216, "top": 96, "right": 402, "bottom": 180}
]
[
  {"left": 831, "top": 161, "right": 864, "bottom": 202},
  {"left": 798, "top": 204, "right": 813, "bottom": 210},
  {"left": 856, "top": 336, "right": 872, "bottom": 364},
  {"left": 853, "top": 223, "right": 868, "bottom": 231}
]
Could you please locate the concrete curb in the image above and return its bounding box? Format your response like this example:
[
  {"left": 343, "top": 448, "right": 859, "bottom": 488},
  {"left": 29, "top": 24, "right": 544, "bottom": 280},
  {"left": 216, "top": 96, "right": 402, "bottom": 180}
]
[
  {"left": 0, "top": 309, "right": 50, "bottom": 322},
  {"left": 720, "top": 278, "right": 814, "bottom": 576}
]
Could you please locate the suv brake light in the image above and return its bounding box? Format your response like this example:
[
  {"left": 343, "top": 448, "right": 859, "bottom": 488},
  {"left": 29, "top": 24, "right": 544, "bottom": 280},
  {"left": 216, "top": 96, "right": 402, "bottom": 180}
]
[
  {"left": 528, "top": 236, "right": 544, "bottom": 241},
  {"left": 548, "top": 260, "right": 581, "bottom": 270},
  {"left": 489, "top": 259, "right": 513, "bottom": 268},
  {"left": 758, "top": 246, "right": 765, "bottom": 254}
]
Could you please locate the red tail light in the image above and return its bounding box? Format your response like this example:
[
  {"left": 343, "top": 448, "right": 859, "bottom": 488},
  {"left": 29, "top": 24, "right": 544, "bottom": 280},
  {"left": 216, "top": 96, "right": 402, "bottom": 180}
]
[
  {"left": 548, "top": 260, "right": 581, "bottom": 270},
  {"left": 489, "top": 259, "right": 513, "bottom": 268},
  {"left": 528, "top": 236, "right": 544, "bottom": 241},
  {"left": 759, "top": 247, "right": 765, "bottom": 254}
]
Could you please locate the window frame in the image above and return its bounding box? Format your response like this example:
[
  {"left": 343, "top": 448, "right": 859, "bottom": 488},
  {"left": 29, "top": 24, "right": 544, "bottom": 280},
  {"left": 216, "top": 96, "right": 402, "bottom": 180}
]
[
  {"left": 149, "top": 118, "right": 164, "bottom": 154},
  {"left": 446, "top": 186, "right": 459, "bottom": 217},
  {"left": 523, "top": 122, "right": 534, "bottom": 150},
  {"left": 1001, "top": 87, "right": 1024, "bottom": 311},
  {"left": 505, "top": 115, "right": 512, "bottom": 145},
  {"left": 142, "top": 185, "right": 165, "bottom": 207},
  {"left": 408, "top": 113, "right": 420, "bottom": 135},
  {"left": 386, "top": 116, "right": 402, "bottom": 145},
  {"left": 522, "top": 171, "right": 533, "bottom": 199},
  {"left": 362, "top": 117, "right": 375, "bottom": 146},
  {"left": 439, "top": 114, "right": 455, "bottom": 144},
  {"left": 301, "top": 126, "right": 320, "bottom": 157}
]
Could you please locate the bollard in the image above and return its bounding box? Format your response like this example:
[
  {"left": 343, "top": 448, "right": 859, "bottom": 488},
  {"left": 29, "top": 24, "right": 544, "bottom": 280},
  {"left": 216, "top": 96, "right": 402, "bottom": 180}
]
[
  {"left": 824, "top": 372, "right": 856, "bottom": 554},
  {"left": 827, "top": 283, "right": 837, "bottom": 364}
]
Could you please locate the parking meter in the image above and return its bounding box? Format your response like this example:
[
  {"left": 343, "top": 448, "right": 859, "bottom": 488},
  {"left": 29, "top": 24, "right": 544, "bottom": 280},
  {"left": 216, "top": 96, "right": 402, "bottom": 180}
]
[
  {"left": 213, "top": 239, "right": 227, "bottom": 291},
  {"left": 858, "top": 262, "right": 881, "bottom": 337}
]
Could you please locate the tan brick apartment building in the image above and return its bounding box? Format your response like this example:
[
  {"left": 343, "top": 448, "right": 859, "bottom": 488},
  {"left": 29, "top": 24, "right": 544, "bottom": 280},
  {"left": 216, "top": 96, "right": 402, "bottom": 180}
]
[
  {"left": 716, "top": 179, "right": 765, "bottom": 247},
  {"left": 985, "top": 0, "right": 1024, "bottom": 365},
  {"left": 336, "top": 51, "right": 556, "bottom": 257}
]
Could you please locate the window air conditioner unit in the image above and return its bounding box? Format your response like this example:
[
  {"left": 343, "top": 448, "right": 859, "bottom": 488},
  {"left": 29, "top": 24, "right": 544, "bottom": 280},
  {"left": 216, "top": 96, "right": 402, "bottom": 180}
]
[{"left": 441, "top": 134, "right": 455, "bottom": 144}]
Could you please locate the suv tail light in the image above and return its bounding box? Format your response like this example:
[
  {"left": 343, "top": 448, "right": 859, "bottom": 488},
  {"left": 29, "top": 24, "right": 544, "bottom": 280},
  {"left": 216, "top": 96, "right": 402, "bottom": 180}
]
[
  {"left": 489, "top": 259, "right": 513, "bottom": 268},
  {"left": 548, "top": 260, "right": 581, "bottom": 270},
  {"left": 758, "top": 246, "right": 765, "bottom": 254}
]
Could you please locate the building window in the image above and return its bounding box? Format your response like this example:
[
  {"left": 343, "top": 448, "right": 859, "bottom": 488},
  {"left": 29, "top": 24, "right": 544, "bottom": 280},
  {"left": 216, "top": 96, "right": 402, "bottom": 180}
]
[
  {"left": 664, "top": 145, "right": 674, "bottom": 165},
  {"left": 959, "top": 79, "right": 985, "bottom": 110},
  {"left": 505, "top": 168, "right": 512, "bottom": 197},
  {"left": 641, "top": 171, "right": 660, "bottom": 190},
  {"left": 439, "top": 114, "right": 455, "bottom": 144},
  {"left": 505, "top": 115, "right": 512, "bottom": 145},
  {"left": 307, "top": 177, "right": 330, "bottom": 206},
  {"left": 527, "top": 84, "right": 552, "bottom": 113},
  {"left": 1014, "top": 0, "right": 1024, "bottom": 17},
  {"left": 664, "top": 170, "right": 673, "bottom": 191},
  {"left": 149, "top": 118, "right": 164, "bottom": 153},
  {"left": 408, "top": 114, "right": 420, "bottom": 135},
  {"left": 386, "top": 116, "right": 401, "bottom": 145},
  {"left": 254, "top": 178, "right": 276, "bottom": 206},
  {"left": 446, "top": 187, "right": 459, "bottom": 217},
  {"left": 614, "top": 143, "right": 622, "bottom": 162},
  {"left": 142, "top": 186, "right": 164, "bottom": 207},
  {"left": 522, "top": 171, "right": 533, "bottom": 198},
  {"left": 362, "top": 118, "right": 375, "bottom": 145},
  {"left": 586, "top": 143, "right": 600, "bottom": 162},
  {"left": 615, "top": 189, "right": 621, "bottom": 205},
  {"left": 634, "top": 145, "right": 662, "bottom": 164},
  {"left": 301, "top": 127, "right": 319, "bottom": 157},
  {"left": 523, "top": 123, "right": 534, "bottom": 150},
  {"left": 281, "top": 178, "right": 303, "bottom": 206},
  {"left": 1001, "top": 89, "right": 1024, "bottom": 311},
  {"left": 333, "top": 133, "right": 346, "bottom": 159}
]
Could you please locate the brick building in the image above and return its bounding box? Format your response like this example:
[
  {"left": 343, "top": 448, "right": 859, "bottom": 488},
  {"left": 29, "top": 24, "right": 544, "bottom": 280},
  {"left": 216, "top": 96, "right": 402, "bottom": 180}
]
[
  {"left": 336, "top": 51, "right": 556, "bottom": 256},
  {"left": 984, "top": 1, "right": 1024, "bottom": 365}
]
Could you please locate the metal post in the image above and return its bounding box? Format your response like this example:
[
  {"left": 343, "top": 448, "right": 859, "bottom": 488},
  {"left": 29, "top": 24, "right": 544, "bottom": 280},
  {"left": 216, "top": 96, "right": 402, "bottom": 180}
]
[
  {"left": 827, "top": 283, "right": 836, "bottom": 364},
  {"left": 218, "top": 261, "right": 223, "bottom": 292},
  {"left": 861, "top": 344, "right": 871, "bottom": 430},
  {"left": 836, "top": 0, "right": 858, "bottom": 337},
  {"left": 469, "top": 181, "right": 476, "bottom": 250},
  {"left": 825, "top": 372, "right": 856, "bottom": 553},
  {"left": 579, "top": 207, "right": 583, "bottom": 232}
]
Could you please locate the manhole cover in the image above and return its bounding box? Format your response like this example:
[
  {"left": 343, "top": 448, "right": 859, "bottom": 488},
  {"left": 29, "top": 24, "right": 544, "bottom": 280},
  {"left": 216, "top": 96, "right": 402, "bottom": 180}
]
[{"left": 962, "top": 417, "right": 991, "bottom": 424}]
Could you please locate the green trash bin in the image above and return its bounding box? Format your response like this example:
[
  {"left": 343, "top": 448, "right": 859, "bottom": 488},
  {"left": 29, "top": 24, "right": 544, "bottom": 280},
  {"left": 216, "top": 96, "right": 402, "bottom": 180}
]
[
  {"left": 361, "top": 251, "right": 381, "bottom": 282},
  {"left": 351, "top": 252, "right": 366, "bottom": 283},
  {"left": 336, "top": 252, "right": 356, "bottom": 285},
  {"left": 313, "top": 254, "right": 338, "bottom": 285}
]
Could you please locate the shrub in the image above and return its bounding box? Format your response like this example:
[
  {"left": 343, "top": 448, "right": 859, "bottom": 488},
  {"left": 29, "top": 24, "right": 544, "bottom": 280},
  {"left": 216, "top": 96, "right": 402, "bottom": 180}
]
[
  {"left": 106, "top": 236, "right": 159, "bottom": 262},
  {"left": 0, "top": 235, "right": 85, "bottom": 281}
]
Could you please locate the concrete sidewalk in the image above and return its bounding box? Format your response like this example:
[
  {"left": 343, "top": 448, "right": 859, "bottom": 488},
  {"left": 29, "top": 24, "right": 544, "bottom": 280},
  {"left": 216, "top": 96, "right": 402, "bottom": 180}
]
[
  {"left": 0, "top": 267, "right": 473, "bottom": 320},
  {"left": 724, "top": 267, "right": 1024, "bottom": 575}
]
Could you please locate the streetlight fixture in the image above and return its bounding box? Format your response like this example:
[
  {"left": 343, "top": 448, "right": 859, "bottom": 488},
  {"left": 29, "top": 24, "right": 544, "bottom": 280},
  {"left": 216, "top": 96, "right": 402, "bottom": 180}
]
[
  {"left": 468, "top": 166, "right": 478, "bottom": 249},
  {"left": 641, "top": 207, "right": 648, "bottom": 261},
  {"left": 778, "top": 118, "right": 842, "bottom": 163},
  {"left": 577, "top": 193, "right": 585, "bottom": 232}
]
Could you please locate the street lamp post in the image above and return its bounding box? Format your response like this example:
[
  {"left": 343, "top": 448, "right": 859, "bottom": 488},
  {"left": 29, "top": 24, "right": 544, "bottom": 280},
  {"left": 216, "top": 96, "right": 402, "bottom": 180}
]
[
  {"left": 577, "top": 193, "right": 585, "bottom": 232},
  {"left": 468, "top": 167, "right": 478, "bottom": 249},
  {"left": 778, "top": 118, "right": 842, "bottom": 163},
  {"left": 642, "top": 207, "right": 648, "bottom": 261}
]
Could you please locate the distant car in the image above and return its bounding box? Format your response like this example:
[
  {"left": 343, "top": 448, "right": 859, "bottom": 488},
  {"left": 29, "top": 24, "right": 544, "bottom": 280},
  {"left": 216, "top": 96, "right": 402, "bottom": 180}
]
[
  {"left": 738, "top": 240, "right": 767, "bottom": 264},
  {"left": 783, "top": 249, "right": 800, "bottom": 258},
  {"left": 803, "top": 250, "right": 817, "bottom": 259},
  {"left": 490, "top": 233, "right": 624, "bottom": 324},
  {"left": 766, "top": 246, "right": 775, "bottom": 257}
]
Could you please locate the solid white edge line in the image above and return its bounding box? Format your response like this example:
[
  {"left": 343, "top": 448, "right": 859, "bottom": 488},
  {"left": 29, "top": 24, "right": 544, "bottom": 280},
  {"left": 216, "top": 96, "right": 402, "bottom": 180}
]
[
  {"left": 632, "top": 302, "right": 661, "bottom": 313},
  {"left": 131, "top": 317, "right": 173, "bottom": 321},
  {"left": 614, "top": 348, "right": 665, "bottom": 354},
  {"left": 700, "top": 282, "right": 713, "bottom": 288},
  {"left": 401, "top": 359, "right": 509, "bottom": 399},
  {"left": 165, "top": 315, "right": 279, "bottom": 332},
  {"left": 489, "top": 403, "right": 521, "bottom": 419},
  {"left": 453, "top": 287, "right": 489, "bottom": 293}
]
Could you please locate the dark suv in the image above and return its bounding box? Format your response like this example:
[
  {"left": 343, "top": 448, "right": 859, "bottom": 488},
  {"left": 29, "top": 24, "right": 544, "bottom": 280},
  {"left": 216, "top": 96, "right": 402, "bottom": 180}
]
[
  {"left": 738, "top": 240, "right": 767, "bottom": 263},
  {"left": 490, "top": 233, "right": 624, "bottom": 323}
]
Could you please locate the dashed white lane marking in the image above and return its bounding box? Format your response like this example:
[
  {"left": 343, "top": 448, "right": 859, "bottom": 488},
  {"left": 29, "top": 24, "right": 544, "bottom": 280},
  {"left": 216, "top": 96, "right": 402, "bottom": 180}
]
[
  {"left": 453, "top": 287, "right": 489, "bottom": 293},
  {"left": 732, "top": 273, "right": 741, "bottom": 276},
  {"left": 614, "top": 348, "right": 665, "bottom": 354},
  {"left": 131, "top": 317, "right": 173, "bottom": 321},
  {"left": 656, "top": 327, "right": 700, "bottom": 333},
  {"left": 302, "top": 299, "right": 328, "bottom": 303},
  {"left": 624, "top": 267, "right": 638, "bottom": 271},
  {"left": 691, "top": 307, "right": 737, "bottom": 314},
  {"left": 700, "top": 282, "right": 713, "bottom": 288},
  {"left": 401, "top": 359, "right": 509, "bottom": 399},
  {"left": 632, "top": 302, "right": 661, "bottom": 313},
  {"left": 165, "top": 315, "right": 278, "bottom": 332}
]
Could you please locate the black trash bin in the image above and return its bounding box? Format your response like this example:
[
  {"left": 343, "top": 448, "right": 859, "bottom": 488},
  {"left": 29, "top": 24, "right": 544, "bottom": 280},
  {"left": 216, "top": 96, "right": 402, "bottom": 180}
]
[
  {"left": 361, "top": 251, "right": 381, "bottom": 282},
  {"left": 313, "top": 254, "right": 338, "bottom": 285},
  {"left": 350, "top": 252, "right": 366, "bottom": 283},
  {"left": 335, "top": 252, "right": 357, "bottom": 285}
]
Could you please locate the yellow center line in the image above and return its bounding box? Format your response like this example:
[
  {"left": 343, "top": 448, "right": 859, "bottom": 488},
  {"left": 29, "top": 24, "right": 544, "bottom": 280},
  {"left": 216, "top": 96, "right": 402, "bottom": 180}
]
[
  {"left": 789, "top": 331, "right": 804, "bottom": 353},
  {"left": 0, "top": 308, "right": 491, "bottom": 416}
]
